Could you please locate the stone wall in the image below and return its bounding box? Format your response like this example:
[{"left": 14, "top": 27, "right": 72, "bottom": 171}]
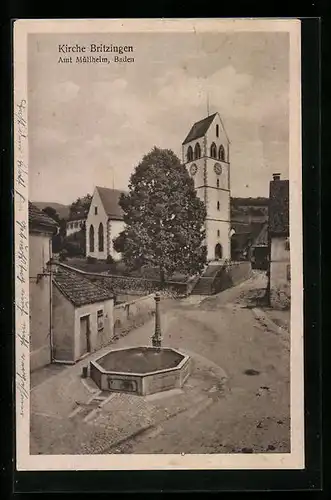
[{"left": 113, "top": 294, "right": 156, "bottom": 338}]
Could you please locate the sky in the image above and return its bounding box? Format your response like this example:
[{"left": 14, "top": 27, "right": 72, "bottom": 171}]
[{"left": 28, "top": 30, "right": 289, "bottom": 204}]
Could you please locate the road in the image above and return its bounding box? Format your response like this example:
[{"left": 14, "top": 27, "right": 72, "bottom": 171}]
[{"left": 30, "top": 271, "right": 290, "bottom": 455}]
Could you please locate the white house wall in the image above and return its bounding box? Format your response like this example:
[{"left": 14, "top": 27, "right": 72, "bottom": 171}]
[
  {"left": 74, "top": 298, "right": 114, "bottom": 361},
  {"left": 66, "top": 219, "right": 85, "bottom": 237},
  {"left": 52, "top": 284, "right": 75, "bottom": 362},
  {"left": 270, "top": 236, "right": 290, "bottom": 285},
  {"left": 29, "top": 232, "right": 52, "bottom": 371}
]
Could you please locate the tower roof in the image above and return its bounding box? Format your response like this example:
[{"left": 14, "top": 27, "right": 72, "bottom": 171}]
[{"left": 182, "top": 113, "right": 217, "bottom": 145}]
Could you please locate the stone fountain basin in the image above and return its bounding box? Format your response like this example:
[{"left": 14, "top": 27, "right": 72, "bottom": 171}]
[{"left": 90, "top": 346, "right": 191, "bottom": 396}]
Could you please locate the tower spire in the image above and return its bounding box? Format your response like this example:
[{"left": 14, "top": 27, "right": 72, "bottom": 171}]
[{"left": 207, "top": 92, "right": 210, "bottom": 117}]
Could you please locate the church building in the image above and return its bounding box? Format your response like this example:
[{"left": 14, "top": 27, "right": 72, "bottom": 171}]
[
  {"left": 86, "top": 186, "right": 125, "bottom": 261},
  {"left": 182, "top": 112, "right": 231, "bottom": 261}
]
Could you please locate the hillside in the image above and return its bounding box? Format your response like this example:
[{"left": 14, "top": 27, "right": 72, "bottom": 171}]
[{"left": 32, "top": 202, "right": 70, "bottom": 220}]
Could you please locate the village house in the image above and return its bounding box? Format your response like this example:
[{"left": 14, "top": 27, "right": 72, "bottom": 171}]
[
  {"left": 66, "top": 212, "right": 87, "bottom": 237},
  {"left": 86, "top": 186, "right": 125, "bottom": 261},
  {"left": 268, "top": 173, "right": 290, "bottom": 308},
  {"left": 28, "top": 202, "right": 58, "bottom": 372},
  {"left": 52, "top": 263, "right": 114, "bottom": 363}
]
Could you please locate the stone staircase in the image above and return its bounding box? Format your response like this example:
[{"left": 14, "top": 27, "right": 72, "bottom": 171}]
[{"left": 191, "top": 263, "right": 224, "bottom": 295}]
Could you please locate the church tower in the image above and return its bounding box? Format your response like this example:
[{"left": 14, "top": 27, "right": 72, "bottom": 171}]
[{"left": 182, "top": 112, "right": 231, "bottom": 261}]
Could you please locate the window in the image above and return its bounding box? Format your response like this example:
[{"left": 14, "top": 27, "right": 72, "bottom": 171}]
[
  {"left": 219, "top": 145, "right": 225, "bottom": 161},
  {"left": 210, "top": 142, "right": 217, "bottom": 159},
  {"left": 89, "top": 224, "right": 94, "bottom": 252},
  {"left": 187, "top": 146, "right": 193, "bottom": 162},
  {"left": 216, "top": 124, "right": 219, "bottom": 137},
  {"left": 94, "top": 206, "right": 98, "bottom": 215},
  {"left": 194, "top": 142, "right": 201, "bottom": 159},
  {"left": 217, "top": 229, "right": 220, "bottom": 237},
  {"left": 217, "top": 201, "right": 220, "bottom": 210},
  {"left": 98, "top": 222, "right": 104, "bottom": 252},
  {"left": 216, "top": 179, "right": 220, "bottom": 188},
  {"left": 97, "top": 310, "right": 104, "bottom": 331}
]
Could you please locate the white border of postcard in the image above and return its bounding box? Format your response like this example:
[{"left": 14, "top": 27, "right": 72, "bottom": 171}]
[{"left": 14, "top": 18, "right": 304, "bottom": 471}]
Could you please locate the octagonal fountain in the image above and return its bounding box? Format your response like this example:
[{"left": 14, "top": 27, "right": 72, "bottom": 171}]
[{"left": 89, "top": 293, "right": 191, "bottom": 396}]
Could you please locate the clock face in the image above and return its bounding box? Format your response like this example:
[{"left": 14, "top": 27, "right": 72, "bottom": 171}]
[
  {"left": 190, "top": 163, "right": 198, "bottom": 176},
  {"left": 214, "top": 163, "right": 222, "bottom": 175}
]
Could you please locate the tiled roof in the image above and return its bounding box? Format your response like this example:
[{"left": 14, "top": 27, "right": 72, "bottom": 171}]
[
  {"left": 28, "top": 202, "right": 58, "bottom": 232},
  {"left": 53, "top": 265, "right": 114, "bottom": 307},
  {"left": 182, "top": 113, "right": 217, "bottom": 145},
  {"left": 269, "top": 179, "right": 289, "bottom": 235},
  {"left": 96, "top": 187, "right": 126, "bottom": 220}
]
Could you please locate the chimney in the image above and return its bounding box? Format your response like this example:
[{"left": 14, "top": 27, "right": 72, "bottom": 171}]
[{"left": 272, "top": 173, "right": 281, "bottom": 181}]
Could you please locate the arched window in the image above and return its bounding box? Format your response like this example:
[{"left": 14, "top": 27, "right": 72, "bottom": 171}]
[
  {"left": 89, "top": 224, "right": 94, "bottom": 253},
  {"left": 210, "top": 142, "right": 217, "bottom": 159},
  {"left": 216, "top": 124, "right": 219, "bottom": 137},
  {"left": 215, "top": 243, "right": 223, "bottom": 260},
  {"left": 216, "top": 178, "right": 220, "bottom": 188},
  {"left": 217, "top": 201, "right": 220, "bottom": 210},
  {"left": 219, "top": 145, "right": 225, "bottom": 161},
  {"left": 98, "top": 223, "right": 104, "bottom": 252},
  {"left": 194, "top": 142, "right": 201, "bottom": 159},
  {"left": 187, "top": 146, "right": 193, "bottom": 162}
]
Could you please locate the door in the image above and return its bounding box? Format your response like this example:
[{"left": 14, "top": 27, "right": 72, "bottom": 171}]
[
  {"left": 214, "top": 243, "right": 223, "bottom": 260},
  {"left": 79, "top": 315, "right": 91, "bottom": 357}
]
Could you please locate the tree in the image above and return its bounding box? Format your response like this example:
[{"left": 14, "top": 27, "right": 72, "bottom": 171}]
[
  {"left": 43, "top": 206, "right": 59, "bottom": 222},
  {"left": 114, "top": 147, "right": 207, "bottom": 285},
  {"left": 69, "top": 194, "right": 92, "bottom": 218}
]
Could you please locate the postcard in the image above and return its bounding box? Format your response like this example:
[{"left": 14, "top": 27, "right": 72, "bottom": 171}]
[{"left": 14, "top": 18, "right": 303, "bottom": 471}]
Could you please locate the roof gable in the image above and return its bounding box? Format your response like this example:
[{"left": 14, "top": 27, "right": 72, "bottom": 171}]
[
  {"left": 269, "top": 179, "right": 289, "bottom": 235},
  {"left": 53, "top": 265, "right": 114, "bottom": 307},
  {"left": 182, "top": 112, "right": 230, "bottom": 145},
  {"left": 29, "top": 202, "right": 58, "bottom": 232},
  {"left": 94, "top": 186, "right": 126, "bottom": 220}
]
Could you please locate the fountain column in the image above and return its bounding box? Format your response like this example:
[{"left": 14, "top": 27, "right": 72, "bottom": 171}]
[{"left": 152, "top": 292, "right": 162, "bottom": 348}]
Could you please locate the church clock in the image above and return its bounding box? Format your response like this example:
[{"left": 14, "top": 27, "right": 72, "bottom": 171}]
[
  {"left": 190, "top": 163, "right": 198, "bottom": 176},
  {"left": 214, "top": 163, "right": 222, "bottom": 175}
]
